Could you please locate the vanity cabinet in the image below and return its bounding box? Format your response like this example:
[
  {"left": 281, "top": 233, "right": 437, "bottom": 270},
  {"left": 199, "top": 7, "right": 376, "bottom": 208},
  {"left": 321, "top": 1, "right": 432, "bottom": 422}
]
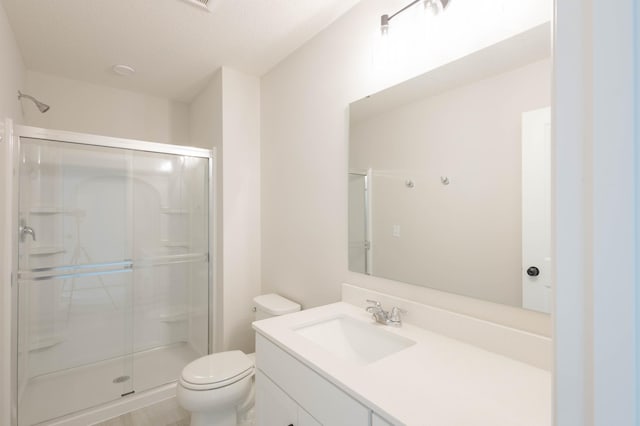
[
  {"left": 256, "top": 334, "right": 372, "bottom": 426},
  {"left": 256, "top": 370, "right": 320, "bottom": 426},
  {"left": 372, "top": 413, "right": 394, "bottom": 426}
]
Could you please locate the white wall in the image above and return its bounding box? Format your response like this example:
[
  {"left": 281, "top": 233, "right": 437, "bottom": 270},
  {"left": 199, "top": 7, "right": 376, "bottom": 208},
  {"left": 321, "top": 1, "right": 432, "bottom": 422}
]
[
  {"left": 189, "top": 70, "right": 224, "bottom": 352},
  {"left": 24, "top": 71, "right": 189, "bottom": 145},
  {"left": 189, "top": 68, "right": 261, "bottom": 354},
  {"left": 261, "top": 0, "right": 551, "bottom": 334},
  {"left": 0, "top": 4, "right": 24, "bottom": 123},
  {"left": 0, "top": 1, "right": 24, "bottom": 423},
  {"left": 554, "top": 0, "right": 638, "bottom": 424},
  {"left": 219, "top": 68, "right": 261, "bottom": 352},
  {"left": 189, "top": 71, "right": 223, "bottom": 151}
]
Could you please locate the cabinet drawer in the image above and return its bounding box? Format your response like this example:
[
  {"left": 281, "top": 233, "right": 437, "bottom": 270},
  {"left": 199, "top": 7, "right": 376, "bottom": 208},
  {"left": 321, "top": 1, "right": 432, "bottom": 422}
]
[{"left": 256, "top": 333, "right": 370, "bottom": 426}]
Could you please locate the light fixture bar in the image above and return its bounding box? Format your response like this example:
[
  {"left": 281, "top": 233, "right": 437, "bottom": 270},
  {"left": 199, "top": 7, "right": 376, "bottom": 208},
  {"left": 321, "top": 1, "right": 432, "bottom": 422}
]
[
  {"left": 380, "top": 0, "right": 450, "bottom": 34},
  {"left": 384, "top": 0, "right": 422, "bottom": 24},
  {"left": 178, "top": 0, "right": 213, "bottom": 12}
]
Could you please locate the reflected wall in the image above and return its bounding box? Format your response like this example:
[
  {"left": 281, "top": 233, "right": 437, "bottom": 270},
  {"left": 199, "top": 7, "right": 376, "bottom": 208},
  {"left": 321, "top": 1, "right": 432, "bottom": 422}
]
[{"left": 349, "top": 57, "right": 551, "bottom": 307}]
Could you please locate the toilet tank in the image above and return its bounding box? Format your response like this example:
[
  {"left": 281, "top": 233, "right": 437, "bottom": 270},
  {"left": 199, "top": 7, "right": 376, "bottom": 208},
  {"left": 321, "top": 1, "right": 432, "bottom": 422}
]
[{"left": 253, "top": 294, "right": 301, "bottom": 321}]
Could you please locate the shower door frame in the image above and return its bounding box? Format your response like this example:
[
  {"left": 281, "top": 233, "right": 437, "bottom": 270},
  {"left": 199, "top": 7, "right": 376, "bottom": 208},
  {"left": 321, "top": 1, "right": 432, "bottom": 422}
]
[
  {"left": 348, "top": 169, "right": 372, "bottom": 275},
  {"left": 4, "top": 121, "right": 218, "bottom": 426}
]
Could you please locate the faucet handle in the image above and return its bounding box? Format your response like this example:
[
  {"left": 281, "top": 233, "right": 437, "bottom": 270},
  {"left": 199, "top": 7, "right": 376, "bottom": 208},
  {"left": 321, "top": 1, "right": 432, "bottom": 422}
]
[
  {"left": 365, "top": 299, "right": 382, "bottom": 312},
  {"left": 389, "top": 306, "right": 407, "bottom": 323},
  {"left": 364, "top": 299, "right": 382, "bottom": 314}
]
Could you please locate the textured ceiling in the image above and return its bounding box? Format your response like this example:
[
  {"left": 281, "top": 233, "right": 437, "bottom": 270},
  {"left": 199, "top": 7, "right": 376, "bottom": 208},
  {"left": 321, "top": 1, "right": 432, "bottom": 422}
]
[{"left": 2, "top": 0, "right": 361, "bottom": 101}]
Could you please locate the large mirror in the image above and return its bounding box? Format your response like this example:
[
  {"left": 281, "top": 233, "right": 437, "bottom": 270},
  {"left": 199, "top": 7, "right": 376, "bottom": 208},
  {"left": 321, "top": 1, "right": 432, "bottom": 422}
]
[{"left": 348, "top": 23, "right": 552, "bottom": 313}]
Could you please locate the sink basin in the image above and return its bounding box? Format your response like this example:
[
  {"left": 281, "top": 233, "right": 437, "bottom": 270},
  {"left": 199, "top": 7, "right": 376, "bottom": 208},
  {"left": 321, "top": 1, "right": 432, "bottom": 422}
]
[{"left": 294, "top": 316, "right": 415, "bottom": 364}]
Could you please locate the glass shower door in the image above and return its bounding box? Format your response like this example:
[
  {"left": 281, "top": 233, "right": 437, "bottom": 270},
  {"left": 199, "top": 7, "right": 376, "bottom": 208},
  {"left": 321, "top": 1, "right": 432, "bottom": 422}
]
[
  {"left": 14, "top": 130, "right": 212, "bottom": 425},
  {"left": 17, "top": 138, "right": 135, "bottom": 425},
  {"left": 129, "top": 150, "right": 210, "bottom": 394}
]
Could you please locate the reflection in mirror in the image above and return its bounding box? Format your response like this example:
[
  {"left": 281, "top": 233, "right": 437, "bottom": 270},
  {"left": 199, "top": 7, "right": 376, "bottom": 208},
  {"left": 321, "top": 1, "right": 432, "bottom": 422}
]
[
  {"left": 349, "top": 23, "right": 551, "bottom": 313},
  {"left": 348, "top": 170, "right": 373, "bottom": 275}
]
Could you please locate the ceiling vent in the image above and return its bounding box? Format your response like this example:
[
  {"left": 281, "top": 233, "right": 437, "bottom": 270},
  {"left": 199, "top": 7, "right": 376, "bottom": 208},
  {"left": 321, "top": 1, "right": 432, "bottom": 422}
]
[{"left": 179, "top": 0, "right": 215, "bottom": 12}]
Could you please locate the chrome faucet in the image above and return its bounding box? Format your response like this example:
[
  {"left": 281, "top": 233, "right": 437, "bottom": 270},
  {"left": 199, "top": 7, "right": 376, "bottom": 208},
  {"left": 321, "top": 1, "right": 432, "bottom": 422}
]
[{"left": 365, "top": 300, "right": 407, "bottom": 327}]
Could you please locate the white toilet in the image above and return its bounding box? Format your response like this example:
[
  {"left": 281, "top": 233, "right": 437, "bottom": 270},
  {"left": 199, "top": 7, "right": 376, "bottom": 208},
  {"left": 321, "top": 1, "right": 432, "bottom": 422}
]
[{"left": 177, "top": 294, "right": 301, "bottom": 426}]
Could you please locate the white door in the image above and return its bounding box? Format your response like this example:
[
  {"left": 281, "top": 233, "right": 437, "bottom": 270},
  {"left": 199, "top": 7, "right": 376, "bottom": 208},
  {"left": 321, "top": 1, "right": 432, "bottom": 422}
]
[{"left": 522, "top": 107, "right": 551, "bottom": 313}]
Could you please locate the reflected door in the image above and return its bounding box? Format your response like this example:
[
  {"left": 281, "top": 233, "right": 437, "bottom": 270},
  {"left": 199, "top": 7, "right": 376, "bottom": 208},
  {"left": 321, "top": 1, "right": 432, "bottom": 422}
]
[{"left": 522, "top": 107, "right": 552, "bottom": 313}]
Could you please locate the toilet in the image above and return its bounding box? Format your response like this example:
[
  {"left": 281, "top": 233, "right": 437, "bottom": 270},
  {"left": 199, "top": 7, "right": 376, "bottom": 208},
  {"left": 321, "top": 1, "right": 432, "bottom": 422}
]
[{"left": 177, "top": 294, "right": 301, "bottom": 426}]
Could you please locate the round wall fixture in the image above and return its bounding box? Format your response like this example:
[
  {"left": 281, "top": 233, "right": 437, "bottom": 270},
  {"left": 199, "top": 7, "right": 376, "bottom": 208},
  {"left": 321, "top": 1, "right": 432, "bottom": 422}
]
[{"left": 112, "top": 64, "right": 136, "bottom": 76}]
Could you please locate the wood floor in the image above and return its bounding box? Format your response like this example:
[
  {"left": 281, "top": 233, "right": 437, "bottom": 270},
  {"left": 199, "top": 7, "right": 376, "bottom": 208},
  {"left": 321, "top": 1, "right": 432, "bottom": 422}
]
[{"left": 94, "top": 398, "right": 190, "bottom": 426}]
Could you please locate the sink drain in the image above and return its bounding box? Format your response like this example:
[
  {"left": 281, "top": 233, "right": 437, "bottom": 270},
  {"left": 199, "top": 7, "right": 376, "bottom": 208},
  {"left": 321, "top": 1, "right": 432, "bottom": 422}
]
[{"left": 113, "top": 375, "right": 130, "bottom": 384}]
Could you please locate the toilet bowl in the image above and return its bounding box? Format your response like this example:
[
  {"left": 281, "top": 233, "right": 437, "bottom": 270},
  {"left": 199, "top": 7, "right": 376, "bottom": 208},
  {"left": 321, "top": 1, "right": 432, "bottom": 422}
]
[
  {"left": 177, "top": 294, "right": 300, "bottom": 426},
  {"left": 177, "top": 350, "right": 254, "bottom": 426}
]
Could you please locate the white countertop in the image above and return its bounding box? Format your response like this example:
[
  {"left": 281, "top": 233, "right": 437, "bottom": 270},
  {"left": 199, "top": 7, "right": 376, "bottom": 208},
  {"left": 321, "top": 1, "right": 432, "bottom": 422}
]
[{"left": 253, "top": 302, "right": 551, "bottom": 426}]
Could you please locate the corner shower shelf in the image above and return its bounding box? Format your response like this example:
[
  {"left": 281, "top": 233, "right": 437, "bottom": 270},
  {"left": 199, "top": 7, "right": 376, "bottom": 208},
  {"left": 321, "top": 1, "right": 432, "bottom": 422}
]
[
  {"left": 158, "top": 311, "right": 188, "bottom": 323},
  {"left": 161, "top": 241, "right": 190, "bottom": 248},
  {"left": 29, "top": 246, "right": 65, "bottom": 256},
  {"left": 29, "top": 335, "right": 66, "bottom": 352},
  {"left": 160, "top": 208, "right": 189, "bottom": 215},
  {"left": 29, "top": 207, "right": 72, "bottom": 215}
]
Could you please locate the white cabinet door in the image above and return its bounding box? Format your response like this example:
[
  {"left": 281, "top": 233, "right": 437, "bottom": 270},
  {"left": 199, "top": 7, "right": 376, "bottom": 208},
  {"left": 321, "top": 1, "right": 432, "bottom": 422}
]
[
  {"left": 257, "top": 334, "right": 370, "bottom": 425},
  {"left": 372, "top": 413, "right": 394, "bottom": 426},
  {"left": 256, "top": 370, "right": 297, "bottom": 426},
  {"left": 299, "top": 408, "right": 321, "bottom": 426},
  {"left": 257, "top": 369, "right": 323, "bottom": 426}
]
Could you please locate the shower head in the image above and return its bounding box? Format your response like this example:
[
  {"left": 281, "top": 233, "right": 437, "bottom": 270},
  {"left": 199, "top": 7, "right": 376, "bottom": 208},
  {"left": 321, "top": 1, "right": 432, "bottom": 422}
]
[{"left": 17, "top": 91, "right": 50, "bottom": 113}]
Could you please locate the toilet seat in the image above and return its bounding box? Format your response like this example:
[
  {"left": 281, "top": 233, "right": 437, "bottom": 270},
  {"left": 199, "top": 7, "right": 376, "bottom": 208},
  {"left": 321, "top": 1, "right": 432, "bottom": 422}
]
[{"left": 180, "top": 350, "right": 254, "bottom": 391}]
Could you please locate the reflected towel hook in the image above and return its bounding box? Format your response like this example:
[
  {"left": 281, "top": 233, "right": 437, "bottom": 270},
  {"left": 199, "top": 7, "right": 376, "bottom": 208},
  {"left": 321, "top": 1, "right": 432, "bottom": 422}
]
[
  {"left": 440, "top": 176, "right": 450, "bottom": 185},
  {"left": 405, "top": 179, "right": 415, "bottom": 188}
]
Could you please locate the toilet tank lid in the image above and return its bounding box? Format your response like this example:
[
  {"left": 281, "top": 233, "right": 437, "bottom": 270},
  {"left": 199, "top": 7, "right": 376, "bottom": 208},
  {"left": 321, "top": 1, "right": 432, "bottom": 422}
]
[{"left": 253, "top": 293, "right": 301, "bottom": 316}]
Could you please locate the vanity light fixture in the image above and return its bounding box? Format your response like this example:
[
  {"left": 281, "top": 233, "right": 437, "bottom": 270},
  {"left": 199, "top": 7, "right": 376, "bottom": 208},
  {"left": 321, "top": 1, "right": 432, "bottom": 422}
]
[{"left": 381, "top": 0, "right": 451, "bottom": 35}]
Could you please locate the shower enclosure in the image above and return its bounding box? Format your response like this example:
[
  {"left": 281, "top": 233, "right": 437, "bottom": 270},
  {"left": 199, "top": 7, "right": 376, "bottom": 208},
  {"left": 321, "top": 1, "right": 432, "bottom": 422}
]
[{"left": 8, "top": 125, "right": 214, "bottom": 425}]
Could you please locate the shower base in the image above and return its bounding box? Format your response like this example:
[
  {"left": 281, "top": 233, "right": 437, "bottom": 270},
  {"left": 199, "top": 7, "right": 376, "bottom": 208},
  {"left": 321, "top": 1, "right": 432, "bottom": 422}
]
[{"left": 18, "top": 342, "right": 199, "bottom": 426}]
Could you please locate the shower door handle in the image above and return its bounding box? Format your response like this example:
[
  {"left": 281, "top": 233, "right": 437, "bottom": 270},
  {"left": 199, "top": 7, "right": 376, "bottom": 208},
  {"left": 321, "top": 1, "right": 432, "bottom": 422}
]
[{"left": 20, "top": 224, "right": 36, "bottom": 242}]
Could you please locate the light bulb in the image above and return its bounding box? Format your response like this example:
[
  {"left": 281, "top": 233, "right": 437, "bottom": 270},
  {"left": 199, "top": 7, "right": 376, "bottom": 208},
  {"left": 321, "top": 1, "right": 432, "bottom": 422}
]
[{"left": 423, "top": 0, "right": 443, "bottom": 16}]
